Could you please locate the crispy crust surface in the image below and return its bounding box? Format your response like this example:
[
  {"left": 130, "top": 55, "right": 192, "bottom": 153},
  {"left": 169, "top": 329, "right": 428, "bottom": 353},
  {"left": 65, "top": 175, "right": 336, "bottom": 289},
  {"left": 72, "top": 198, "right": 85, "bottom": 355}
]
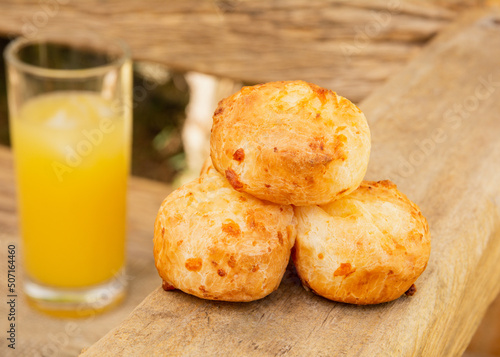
[
  {"left": 293, "top": 180, "right": 431, "bottom": 305},
  {"left": 154, "top": 166, "right": 296, "bottom": 302},
  {"left": 210, "top": 80, "right": 371, "bottom": 206}
]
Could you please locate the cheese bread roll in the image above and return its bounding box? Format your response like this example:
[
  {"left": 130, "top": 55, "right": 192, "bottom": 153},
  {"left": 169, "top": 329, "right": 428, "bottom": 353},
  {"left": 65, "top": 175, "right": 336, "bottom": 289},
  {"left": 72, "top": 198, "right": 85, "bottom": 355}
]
[
  {"left": 293, "top": 180, "right": 430, "bottom": 305},
  {"left": 154, "top": 165, "right": 296, "bottom": 302},
  {"left": 210, "top": 80, "right": 370, "bottom": 206}
]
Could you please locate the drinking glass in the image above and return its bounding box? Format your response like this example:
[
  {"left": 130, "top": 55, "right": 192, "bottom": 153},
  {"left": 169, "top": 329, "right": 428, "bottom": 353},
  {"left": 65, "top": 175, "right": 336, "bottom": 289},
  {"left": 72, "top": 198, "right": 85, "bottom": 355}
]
[{"left": 4, "top": 34, "right": 132, "bottom": 317}]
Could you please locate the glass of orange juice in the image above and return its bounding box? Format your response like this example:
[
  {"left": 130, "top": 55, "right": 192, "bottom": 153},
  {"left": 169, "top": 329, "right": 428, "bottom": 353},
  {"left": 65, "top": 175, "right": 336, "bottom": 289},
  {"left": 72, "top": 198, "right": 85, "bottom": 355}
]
[{"left": 4, "top": 34, "right": 132, "bottom": 316}]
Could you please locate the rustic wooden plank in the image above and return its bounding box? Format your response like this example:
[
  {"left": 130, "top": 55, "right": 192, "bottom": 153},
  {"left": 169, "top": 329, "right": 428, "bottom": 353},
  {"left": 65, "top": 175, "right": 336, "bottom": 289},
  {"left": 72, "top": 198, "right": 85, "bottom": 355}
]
[
  {"left": 0, "top": 145, "right": 173, "bottom": 356},
  {"left": 466, "top": 295, "right": 500, "bottom": 355},
  {"left": 80, "top": 9, "right": 500, "bottom": 357},
  {"left": 0, "top": 0, "right": 484, "bottom": 102}
]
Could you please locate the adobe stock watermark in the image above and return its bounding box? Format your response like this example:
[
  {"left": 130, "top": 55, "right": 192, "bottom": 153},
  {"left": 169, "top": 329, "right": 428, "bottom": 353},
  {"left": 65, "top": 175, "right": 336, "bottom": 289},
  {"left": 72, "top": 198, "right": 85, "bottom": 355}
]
[
  {"left": 21, "top": 0, "right": 70, "bottom": 39},
  {"left": 29, "top": 322, "right": 81, "bottom": 357},
  {"left": 341, "top": 0, "right": 401, "bottom": 63},
  {"left": 51, "top": 115, "right": 116, "bottom": 182},
  {"left": 30, "top": 269, "right": 133, "bottom": 357},
  {"left": 106, "top": 63, "right": 169, "bottom": 121},
  {"left": 51, "top": 63, "right": 168, "bottom": 182},
  {"left": 394, "top": 74, "right": 500, "bottom": 179}
]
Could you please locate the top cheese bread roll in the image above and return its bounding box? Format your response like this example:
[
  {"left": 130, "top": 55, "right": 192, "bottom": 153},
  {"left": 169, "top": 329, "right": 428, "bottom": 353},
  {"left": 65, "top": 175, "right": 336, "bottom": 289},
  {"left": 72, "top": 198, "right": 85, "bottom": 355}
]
[{"left": 210, "top": 80, "right": 371, "bottom": 206}]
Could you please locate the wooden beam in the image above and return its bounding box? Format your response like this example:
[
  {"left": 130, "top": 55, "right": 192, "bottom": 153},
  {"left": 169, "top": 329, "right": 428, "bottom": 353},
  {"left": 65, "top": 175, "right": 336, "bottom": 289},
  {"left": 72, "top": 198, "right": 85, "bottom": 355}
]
[
  {"left": 0, "top": 0, "right": 484, "bottom": 102},
  {"left": 81, "top": 9, "right": 500, "bottom": 356}
]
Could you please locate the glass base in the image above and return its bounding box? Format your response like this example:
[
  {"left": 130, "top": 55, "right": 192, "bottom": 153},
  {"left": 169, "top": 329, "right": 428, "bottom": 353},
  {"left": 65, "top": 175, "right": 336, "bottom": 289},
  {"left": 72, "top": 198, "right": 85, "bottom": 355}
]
[{"left": 24, "top": 272, "right": 127, "bottom": 318}]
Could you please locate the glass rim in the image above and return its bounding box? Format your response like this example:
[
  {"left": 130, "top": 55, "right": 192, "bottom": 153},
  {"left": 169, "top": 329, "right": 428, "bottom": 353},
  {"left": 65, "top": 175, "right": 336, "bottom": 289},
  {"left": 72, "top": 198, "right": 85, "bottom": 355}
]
[{"left": 4, "top": 34, "right": 131, "bottom": 79}]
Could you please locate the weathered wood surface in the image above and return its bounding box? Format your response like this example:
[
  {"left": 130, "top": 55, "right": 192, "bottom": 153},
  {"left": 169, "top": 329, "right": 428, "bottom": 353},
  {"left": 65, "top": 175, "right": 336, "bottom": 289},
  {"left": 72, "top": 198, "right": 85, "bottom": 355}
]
[
  {"left": 467, "top": 294, "right": 500, "bottom": 356},
  {"left": 80, "top": 10, "right": 500, "bottom": 357},
  {"left": 0, "top": 145, "right": 173, "bottom": 356},
  {"left": 0, "top": 0, "right": 485, "bottom": 102}
]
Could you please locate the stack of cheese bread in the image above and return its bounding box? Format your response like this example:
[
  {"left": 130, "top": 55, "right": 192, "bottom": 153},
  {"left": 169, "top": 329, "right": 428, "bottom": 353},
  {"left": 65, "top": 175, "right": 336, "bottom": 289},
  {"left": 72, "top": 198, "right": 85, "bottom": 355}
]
[{"left": 154, "top": 80, "right": 430, "bottom": 305}]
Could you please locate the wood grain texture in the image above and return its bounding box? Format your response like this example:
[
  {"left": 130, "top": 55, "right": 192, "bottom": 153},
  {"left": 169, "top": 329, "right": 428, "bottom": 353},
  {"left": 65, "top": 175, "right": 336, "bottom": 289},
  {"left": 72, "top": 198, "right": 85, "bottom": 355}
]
[
  {"left": 0, "top": 145, "right": 173, "bottom": 356},
  {"left": 467, "top": 295, "right": 500, "bottom": 355},
  {"left": 0, "top": 0, "right": 485, "bottom": 102},
  {"left": 80, "top": 9, "right": 500, "bottom": 357}
]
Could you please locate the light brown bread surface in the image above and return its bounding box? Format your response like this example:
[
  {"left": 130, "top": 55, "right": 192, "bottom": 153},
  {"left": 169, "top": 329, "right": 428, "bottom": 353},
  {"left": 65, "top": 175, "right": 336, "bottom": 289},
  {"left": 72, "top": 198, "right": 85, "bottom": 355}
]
[
  {"left": 210, "top": 80, "right": 371, "bottom": 206},
  {"left": 293, "top": 180, "right": 430, "bottom": 305},
  {"left": 154, "top": 166, "right": 296, "bottom": 302}
]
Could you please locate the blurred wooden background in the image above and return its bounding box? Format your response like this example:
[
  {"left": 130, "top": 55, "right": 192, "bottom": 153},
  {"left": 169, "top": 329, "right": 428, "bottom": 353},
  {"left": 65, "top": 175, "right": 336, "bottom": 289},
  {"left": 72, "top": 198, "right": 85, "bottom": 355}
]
[{"left": 0, "top": 0, "right": 488, "bottom": 102}]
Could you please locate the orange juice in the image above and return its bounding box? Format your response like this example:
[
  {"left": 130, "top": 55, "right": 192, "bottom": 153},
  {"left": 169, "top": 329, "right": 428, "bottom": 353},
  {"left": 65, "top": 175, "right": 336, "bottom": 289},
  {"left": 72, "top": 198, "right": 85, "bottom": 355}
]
[{"left": 11, "top": 91, "right": 131, "bottom": 288}]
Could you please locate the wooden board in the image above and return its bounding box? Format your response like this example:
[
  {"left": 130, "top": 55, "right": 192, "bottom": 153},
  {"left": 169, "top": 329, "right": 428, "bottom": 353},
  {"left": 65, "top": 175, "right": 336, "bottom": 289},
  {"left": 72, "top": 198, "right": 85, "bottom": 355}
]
[
  {"left": 0, "top": 0, "right": 484, "bottom": 102},
  {"left": 81, "top": 9, "right": 500, "bottom": 357},
  {"left": 467, "top": 295, "right": 500, "bottom": 355}
]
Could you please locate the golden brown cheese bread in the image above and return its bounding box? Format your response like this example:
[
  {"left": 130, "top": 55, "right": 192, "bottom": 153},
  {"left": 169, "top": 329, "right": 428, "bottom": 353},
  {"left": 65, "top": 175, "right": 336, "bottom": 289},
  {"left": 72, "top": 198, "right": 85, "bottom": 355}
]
[
  {"left": 153, "top": 165, "right": 296, "bottom": 302},
  {"left": 210, "top": 80, "right": 371, "bottom": 206},
  {"left": 292, "top": 180, "right": 430, "bottom": 305},
  {"left": 199, "top": 156, "right": 213, "bottom": 176}
]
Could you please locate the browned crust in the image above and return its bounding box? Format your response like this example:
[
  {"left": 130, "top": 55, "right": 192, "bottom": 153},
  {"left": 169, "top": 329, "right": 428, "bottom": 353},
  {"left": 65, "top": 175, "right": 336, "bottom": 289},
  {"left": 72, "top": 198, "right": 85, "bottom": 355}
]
[
  {"left": 210, "top": 80, "right": 370, "bottom": 206},
  {"left": 225, "top": 169, "right": 244, "bottom": 190},
  {"left": 293, "top": 180, "right": 430, "bottom": 305},
  {"left": 153, "top": 168, "right": 296, "bottom": 302},
  {"left": 233, "top": 148, "right": 245, "bottom": 162},
  {"left": 405, "top": 284, "right": 417, "bottom": 296}
]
